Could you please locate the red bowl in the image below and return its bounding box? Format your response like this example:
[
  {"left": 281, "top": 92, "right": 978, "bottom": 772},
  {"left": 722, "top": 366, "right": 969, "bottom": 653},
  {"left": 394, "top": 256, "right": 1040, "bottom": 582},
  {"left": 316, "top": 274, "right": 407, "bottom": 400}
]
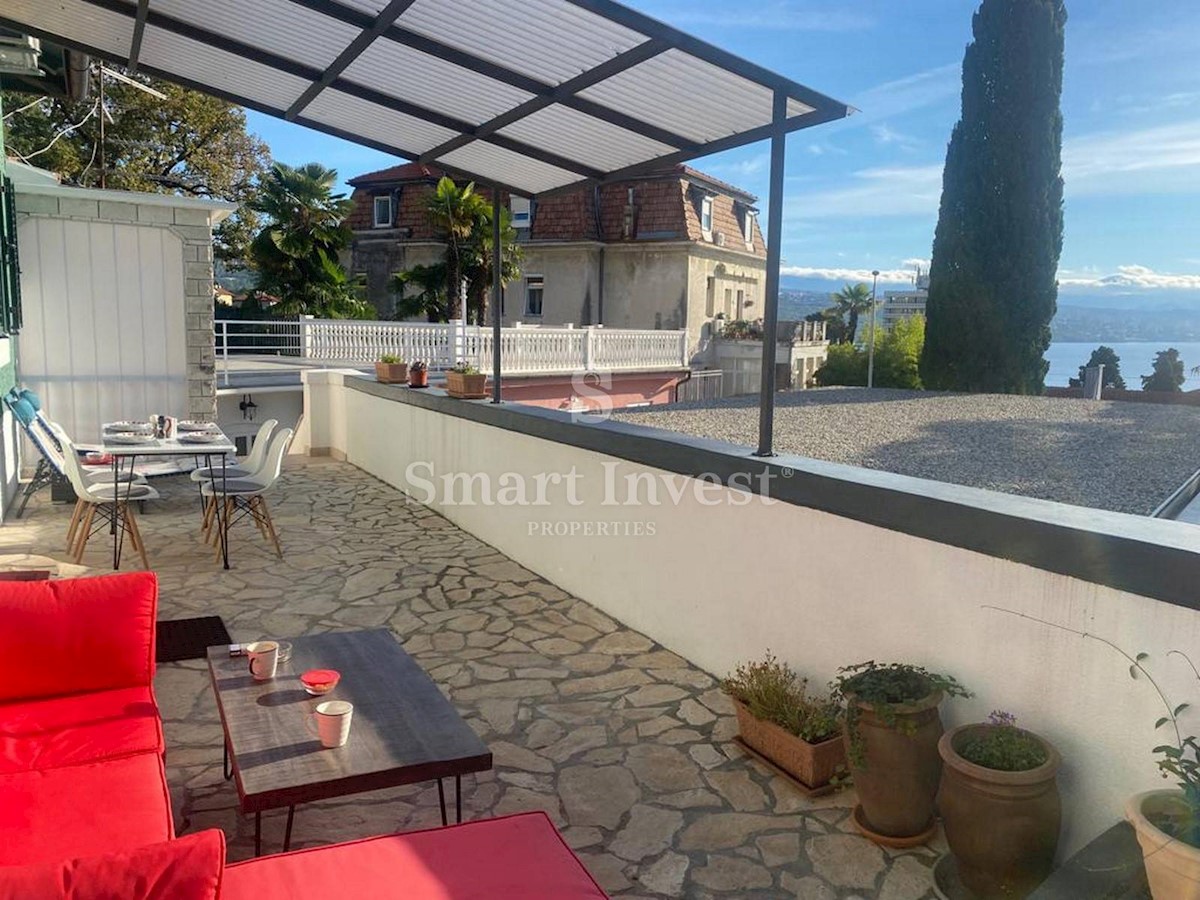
[{"left": 300, "top": 668, "right": 340, "bottom": 696}]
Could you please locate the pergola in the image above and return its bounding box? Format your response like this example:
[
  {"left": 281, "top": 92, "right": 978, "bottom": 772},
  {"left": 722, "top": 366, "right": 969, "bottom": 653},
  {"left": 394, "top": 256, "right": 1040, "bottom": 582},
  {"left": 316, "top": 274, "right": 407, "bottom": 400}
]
[{"left": 1, "top": 0, "right": 850, "bottom": 454}]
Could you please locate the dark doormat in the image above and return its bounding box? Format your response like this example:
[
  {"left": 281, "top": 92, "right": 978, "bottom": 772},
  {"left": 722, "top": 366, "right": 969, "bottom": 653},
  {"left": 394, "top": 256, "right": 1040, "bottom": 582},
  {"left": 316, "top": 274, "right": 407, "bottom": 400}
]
[{"left": 157, "top": 616, "right": 232, "bottom": 663}]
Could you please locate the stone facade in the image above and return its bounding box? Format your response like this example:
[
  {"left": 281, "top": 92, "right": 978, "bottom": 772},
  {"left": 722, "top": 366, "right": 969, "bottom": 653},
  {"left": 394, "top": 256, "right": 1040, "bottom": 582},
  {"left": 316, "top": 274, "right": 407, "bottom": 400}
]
[{"left": 12, "top": 192, "right": 221, "bottom": 421}]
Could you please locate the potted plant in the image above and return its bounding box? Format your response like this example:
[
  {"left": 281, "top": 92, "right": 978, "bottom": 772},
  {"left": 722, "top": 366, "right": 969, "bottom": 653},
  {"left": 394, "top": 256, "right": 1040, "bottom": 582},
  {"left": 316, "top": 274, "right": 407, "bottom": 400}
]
[
  {"left": 832, "top": 661, "right": 970, "bottom": 846},
  {"left": 375, "top": 354, "right": 407, "bottom": 384},
  {"left": 408, "top": 360, "right": 429, "bottom": 388},
  {"left": 938, "top": 711, "right": 1061, "bottom": 898},
  {"left": 721, "top": 654, "right": 845, "bottom": 790},
  {"left": 446, "top": 361, "right": 487, "bottom": 399}
]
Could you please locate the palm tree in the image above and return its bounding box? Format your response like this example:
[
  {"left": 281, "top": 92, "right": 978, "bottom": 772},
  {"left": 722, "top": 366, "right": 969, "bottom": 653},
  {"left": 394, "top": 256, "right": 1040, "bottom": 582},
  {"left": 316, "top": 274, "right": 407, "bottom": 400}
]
[
  {"left": 425, "top": 177, "right": 488, "bottom": 320},
  {"left": 463, "top": 204, "right": 523, "bottom": 325},
  {"left": 249, "top": 162, "right": 369, "bottom": 318},
  {"left": 391, "top": 263, "right": 448, "bottom": 322},
  {"left": 830, "top": 282, "right": 875, "bottom": 345}
]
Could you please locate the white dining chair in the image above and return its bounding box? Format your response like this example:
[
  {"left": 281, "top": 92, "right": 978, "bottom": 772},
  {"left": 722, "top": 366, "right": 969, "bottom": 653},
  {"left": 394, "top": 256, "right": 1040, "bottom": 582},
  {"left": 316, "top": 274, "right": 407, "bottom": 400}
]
[
  {"left": 61, "top": 438, "right": 160, "bottom": 568},
  {"left": 201, "top": 428, "right": 293, "bottom": 559}
]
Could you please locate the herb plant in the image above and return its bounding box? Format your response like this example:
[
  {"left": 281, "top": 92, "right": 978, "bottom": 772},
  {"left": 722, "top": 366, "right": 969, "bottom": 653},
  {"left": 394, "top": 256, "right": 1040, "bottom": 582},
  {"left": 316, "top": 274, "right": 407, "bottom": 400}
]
[
  {"left": 722, "top": 654, "right": 841, "bottom": 743},
  {"left": 831, "top": 661, "right": 971, "bottom": 767},
  {"left": 450, "top": 361, "right": 479, "bottom": 375},
  {"left": 409, "top": 360, "right": 427, "bottom": 373},
  {"left": 379, "top": 353, "right": 404, "bottom": 364},
  {"left": 957, "top": 711, "right": 1049, "bottom": 772}
]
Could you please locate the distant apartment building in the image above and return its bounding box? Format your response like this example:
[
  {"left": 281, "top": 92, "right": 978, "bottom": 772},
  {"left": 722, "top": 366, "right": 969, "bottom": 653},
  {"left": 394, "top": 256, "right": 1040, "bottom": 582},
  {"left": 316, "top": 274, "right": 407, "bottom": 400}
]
[
  {"left": 880, "top": 268, "right": 930, "bottom": 330},
  {"left": 346, "top": 163, "right": 766, "bottom": 364}
]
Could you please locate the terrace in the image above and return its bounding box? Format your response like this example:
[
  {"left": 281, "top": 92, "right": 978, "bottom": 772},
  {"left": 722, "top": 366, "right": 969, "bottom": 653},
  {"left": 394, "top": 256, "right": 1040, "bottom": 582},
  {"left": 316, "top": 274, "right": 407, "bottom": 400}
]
[{"left": 3, "top": 459, "right": 936, "bottom": 897}]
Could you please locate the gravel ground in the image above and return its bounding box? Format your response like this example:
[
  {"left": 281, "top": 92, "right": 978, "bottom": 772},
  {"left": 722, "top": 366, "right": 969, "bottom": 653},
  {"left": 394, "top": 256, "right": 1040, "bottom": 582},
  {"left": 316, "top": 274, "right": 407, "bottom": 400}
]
[{"left": 614, "top": 388, "right": 1200, "bottom": 515}]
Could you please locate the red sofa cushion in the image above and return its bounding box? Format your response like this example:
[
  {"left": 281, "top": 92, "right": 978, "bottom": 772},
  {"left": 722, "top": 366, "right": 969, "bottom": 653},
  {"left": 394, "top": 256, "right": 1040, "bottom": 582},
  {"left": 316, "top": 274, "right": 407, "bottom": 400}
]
[
  {"left": 0, "top": 686, "right": 163, "bottom": 774},
  {"left": 0, "top": 828, "right": 223, "bottom": 900},
  {"left": 0, "top": 572, "right": 157, "bottom": 703},
  {"left": 0, "top": 751, "right": 173, "bottom": 866},
  {"left": 223, "top": 812, "right": 608, "bottom": 900}
]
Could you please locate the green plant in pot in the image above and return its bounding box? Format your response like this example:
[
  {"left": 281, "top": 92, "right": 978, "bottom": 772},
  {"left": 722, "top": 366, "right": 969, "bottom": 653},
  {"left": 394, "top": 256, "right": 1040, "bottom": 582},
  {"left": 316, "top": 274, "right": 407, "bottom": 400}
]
[
  {"left": 408, "top": 360, "right": 428, "bottom": 388},
  {"left": 446, "top": 361, "right": 487, "bottom": 399},
  {"left": 832, "top": 661, "right": 970, "bottom": 846},
  {"left": 374, "top": 353, "right": 407, "bottom": 384},
  {"left": 938, "top": 710, "right": 1061, "bottom": 898},
  {"left": 721, "top": 654, "right": 845, "bottom": 790}
]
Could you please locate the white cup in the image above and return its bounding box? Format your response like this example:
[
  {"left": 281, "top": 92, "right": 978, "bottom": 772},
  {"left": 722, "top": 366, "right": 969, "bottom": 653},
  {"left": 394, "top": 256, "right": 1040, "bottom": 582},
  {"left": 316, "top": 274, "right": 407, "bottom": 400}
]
[
  {"left": 246, "top": 640, "right": 279, "bottom": 681},
  {"left": 306, "top": 700, "right": 353, "bottom": 748}
]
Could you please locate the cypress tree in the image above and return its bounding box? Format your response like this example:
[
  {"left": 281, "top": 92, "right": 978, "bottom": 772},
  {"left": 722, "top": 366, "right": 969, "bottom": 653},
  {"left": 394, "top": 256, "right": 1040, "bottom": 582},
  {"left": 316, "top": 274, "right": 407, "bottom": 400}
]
[{"left": 920, "top": 0, "right": 1066, "bottom": 393}]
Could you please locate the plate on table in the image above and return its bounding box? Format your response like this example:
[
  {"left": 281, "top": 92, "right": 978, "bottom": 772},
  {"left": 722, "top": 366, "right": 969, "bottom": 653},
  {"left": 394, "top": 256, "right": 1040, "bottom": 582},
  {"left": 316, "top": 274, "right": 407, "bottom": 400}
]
[
  {"left": 104, "top": 421, "right": 153, "bottom": 434},
  {"left": 106, "top": 432, "right": 156, "bottom": 445},
  {"left": 179, "top": 432, "right": 221, "bottom": 444},
  {"left": 177, "top": 421, "right": 219, "bottom": 432}
]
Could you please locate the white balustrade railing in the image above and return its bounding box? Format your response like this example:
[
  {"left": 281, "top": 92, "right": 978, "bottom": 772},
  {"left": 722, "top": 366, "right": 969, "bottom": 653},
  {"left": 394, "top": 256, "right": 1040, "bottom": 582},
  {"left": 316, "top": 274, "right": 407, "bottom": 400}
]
[{"left": 216, "top": 317, "right": 689, "bottom": 382}]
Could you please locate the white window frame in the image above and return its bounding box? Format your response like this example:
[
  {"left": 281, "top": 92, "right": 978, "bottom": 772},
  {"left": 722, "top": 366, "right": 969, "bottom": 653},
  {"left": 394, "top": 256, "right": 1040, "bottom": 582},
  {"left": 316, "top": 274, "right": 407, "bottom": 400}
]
[
  {"left": 743, "top": 210, "right": 755, "bottom": 246},
  {"left": 372, "top": 195, "right": 392, "bottom": 229},
  {"left": 510, "top": 196, "right": 531, "bottom": 229},
  {"left": 700, "top": 196, "right": 714, "bottom": 235},
  {"left": 525, "top": 275, "right": 544, "bottom": 318}
]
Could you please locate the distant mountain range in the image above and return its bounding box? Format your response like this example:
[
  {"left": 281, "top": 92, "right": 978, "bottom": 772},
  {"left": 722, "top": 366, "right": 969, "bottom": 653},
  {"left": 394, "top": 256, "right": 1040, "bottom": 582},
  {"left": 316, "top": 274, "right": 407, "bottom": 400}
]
[{"left": 781, "top": 276, "right": 1200, "bottom": 342}]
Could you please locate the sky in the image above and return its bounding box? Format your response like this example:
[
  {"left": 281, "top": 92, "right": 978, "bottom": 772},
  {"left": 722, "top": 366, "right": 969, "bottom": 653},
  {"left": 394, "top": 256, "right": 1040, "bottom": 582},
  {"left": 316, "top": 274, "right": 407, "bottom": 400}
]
[{"left": 246, "top": 0, "right": 1200, "bottom": 300}]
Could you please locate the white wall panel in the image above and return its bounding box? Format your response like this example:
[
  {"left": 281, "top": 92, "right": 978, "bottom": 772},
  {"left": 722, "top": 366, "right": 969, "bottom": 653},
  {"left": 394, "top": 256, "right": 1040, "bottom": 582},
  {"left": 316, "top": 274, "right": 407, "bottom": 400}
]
[{"left": 17, "top": 218, "right": 187, "bottom": 447}]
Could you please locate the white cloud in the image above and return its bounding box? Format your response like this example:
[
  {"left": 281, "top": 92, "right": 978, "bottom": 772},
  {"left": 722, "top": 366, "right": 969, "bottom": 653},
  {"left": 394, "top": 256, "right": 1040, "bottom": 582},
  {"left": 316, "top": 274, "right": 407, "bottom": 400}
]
[
  {"left": 1059, "top": 265, "right": 1200, "bottom": 291},
  {"left": 850, "top": 64, "right": 961, "bottom": 123},
  {"left": 787, "top": 164, "right": 943, "bottom": 219},
  {"left": 1064, "top": 119, "right": 1200, "bottom": 191},
  {"left": 871, "top": 124, "right": 922, "bottom": 151},
  {"left": 781, "top": 263, "right": 926, "bottom": 285}
]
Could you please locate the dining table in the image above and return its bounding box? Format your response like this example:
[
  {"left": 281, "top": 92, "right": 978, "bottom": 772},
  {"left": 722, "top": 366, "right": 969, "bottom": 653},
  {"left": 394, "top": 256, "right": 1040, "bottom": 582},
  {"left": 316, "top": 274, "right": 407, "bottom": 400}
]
[{"left": 101, "top": 421, "right": 237, "bottom": 570}]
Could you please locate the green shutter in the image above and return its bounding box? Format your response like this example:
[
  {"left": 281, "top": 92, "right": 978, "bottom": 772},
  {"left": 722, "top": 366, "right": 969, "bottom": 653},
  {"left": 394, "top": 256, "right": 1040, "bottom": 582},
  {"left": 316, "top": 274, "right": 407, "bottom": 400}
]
[{"left": 0, "top": 177, "right": 21, "bottom": 335}]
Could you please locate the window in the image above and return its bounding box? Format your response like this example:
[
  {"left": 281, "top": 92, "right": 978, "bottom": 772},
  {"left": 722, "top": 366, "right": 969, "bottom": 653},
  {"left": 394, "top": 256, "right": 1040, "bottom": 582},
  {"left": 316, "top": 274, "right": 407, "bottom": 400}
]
[
  {"left": 0, "top": 177, "right": 20, "bottom": 336},
  {"left": 700, "top": 196, "right": 714, "bottom": 234},
  {"left": 525, "top": 275, "right": 544, "bottom": 317},
  {"left": 743, "top": 210, "right": 755, "bottom": 246},
  {"left": 736, "top": 289, "right": 745, "bottom": 319},
  {"left": 372, "top": 195, "right": 392, "bottom": 228},
  {"left": 705, "top": 276, "right": 715, "bottom": 317},
  {"left": 511, "top": 196, "right": 531, "bottom": 229},
  {"left": 723, "top": 287, "right": 732, "bottom": 318}
]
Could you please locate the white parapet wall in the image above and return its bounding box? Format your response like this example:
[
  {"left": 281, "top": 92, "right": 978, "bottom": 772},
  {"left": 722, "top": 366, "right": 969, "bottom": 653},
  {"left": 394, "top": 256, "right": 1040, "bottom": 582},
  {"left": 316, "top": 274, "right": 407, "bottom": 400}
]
[{"left": 305, "top": 370, "right": 1200, "bottom": 858}]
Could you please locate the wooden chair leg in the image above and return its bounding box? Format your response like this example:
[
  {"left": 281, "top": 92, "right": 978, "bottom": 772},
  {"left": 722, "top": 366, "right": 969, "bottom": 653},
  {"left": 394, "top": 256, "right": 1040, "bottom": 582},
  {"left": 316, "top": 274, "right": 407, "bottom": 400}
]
[
  {"left": 248, "top": 497, "right": 269, "bottom": 538},
  {"left": 66, "top": 500, "right": 84, "bottom": 550},
  {"left": 257, "top": 495, "right": 283, "bottom": 559},
  {"left": 125, "top": 504, "right": 150, "bottom": 570},
  {"left": 73, "top": 504, "right": 96, "bottom": 563},
  {"left": 213, "top": 498, "right": 232, "bottom": 562},
  {"left": 201, "top": 494, "right": 215, "bottom": 535}
]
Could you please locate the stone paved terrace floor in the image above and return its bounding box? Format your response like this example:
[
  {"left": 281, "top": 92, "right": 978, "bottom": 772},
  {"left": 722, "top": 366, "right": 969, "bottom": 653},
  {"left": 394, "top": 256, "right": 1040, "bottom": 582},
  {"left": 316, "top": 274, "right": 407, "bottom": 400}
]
[{"left": 1, "top": 458, "right": 944, "bottom": 899}]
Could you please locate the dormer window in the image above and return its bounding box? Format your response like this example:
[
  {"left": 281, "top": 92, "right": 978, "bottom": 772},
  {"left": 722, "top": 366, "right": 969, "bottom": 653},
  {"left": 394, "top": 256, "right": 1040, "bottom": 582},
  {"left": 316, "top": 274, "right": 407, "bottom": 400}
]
[
  {"left": 700, "top": 196, "right": 714, "bottom": 234},
  {"left": 743, "top": 209, "right": 755, "bottom": 246},
  {"left": 373, "top": 195, "right": 392, "bottom": 228}
]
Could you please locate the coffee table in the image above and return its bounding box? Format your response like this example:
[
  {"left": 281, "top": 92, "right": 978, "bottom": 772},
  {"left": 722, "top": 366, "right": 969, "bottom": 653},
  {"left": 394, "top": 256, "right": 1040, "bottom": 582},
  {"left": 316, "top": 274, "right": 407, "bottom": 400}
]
[{"left": 206, "top": 629, "right": 492, "bottom": 856}]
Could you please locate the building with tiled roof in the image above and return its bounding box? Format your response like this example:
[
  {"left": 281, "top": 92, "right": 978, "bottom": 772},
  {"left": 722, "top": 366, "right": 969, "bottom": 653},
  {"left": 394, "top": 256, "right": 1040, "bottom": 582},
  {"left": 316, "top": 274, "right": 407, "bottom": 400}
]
[{"left": 347, "top": 164, "right": 768, "bottom": 363}]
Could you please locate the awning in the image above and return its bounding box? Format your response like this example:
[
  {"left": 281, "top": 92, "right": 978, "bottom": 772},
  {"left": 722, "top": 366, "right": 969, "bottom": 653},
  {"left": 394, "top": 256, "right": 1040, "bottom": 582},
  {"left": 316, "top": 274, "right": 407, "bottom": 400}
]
[{"left": 0, "top": 0, "right": 850, "bottom": 196}]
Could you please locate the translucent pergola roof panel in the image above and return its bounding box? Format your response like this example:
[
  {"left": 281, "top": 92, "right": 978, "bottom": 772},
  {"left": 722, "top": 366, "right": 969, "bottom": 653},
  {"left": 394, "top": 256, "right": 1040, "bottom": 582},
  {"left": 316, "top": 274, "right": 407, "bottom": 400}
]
[
  {"left": 342, "top": 40, "right": 536, "bottom": 127},
  {"left": 399, "top": 0, "right": 647, "bottom": 86},
  {"left": 0, "top": 0, "right": 850, "bottom": 196}
]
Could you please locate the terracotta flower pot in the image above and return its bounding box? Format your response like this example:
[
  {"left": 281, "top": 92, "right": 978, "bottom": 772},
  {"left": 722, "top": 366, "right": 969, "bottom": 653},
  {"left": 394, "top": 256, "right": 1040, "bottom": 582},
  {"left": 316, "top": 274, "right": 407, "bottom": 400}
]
[
  {"left": 446, "top": 371, "right": 487, "bottom": 399},
  {"left": 732, "top": 699, "right": 845, "bottom": 790},
  {"left": 938, "top": 724, "right": 1061, "bottom": 898},
  {"left": 844, "top": 690, "right": 944, "bottom": 840},
  {"left": 1127, "top": 790, "right": 1200, "bottom": 899},
  {"left": 408, "top": 368, "right": 428, "bottom": 388},
  {"left": 374, "top": 362, "right": 408, "bottom": 384}
]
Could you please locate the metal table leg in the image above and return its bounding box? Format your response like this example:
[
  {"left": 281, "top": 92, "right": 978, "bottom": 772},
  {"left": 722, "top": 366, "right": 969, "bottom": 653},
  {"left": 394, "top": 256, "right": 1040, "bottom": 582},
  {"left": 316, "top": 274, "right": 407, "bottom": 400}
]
[
  {"left": 456, "top": 775, "right": 462, "bottom": 823},
  {"left": 283, "top": 806, "right": 295, "bottom": 852},
  {"left": 437, "top": 778, "right": 448, "bottom": 826},
  {"left": 254, "top": 810, "right": 261, "bottom": 857},
  {"left": 113, "top": 453, "right": 136, "bottom": 570},
  {"left": 223, "top": 739, "right": 232, "bottom": 781}
]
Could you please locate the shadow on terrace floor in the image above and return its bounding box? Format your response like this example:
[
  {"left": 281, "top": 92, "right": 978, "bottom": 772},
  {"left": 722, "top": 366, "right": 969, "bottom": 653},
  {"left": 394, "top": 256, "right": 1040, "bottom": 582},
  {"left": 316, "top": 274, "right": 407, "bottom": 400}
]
[{"left": 0, "top": 457, "right": 943, "bottom": 899}]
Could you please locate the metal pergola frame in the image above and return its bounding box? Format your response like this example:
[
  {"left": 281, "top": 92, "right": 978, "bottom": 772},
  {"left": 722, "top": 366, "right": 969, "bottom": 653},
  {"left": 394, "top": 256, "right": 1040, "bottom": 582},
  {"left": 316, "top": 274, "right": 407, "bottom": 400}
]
[{"left": 0, "top": 0, "right": 851, "bottom": 455}]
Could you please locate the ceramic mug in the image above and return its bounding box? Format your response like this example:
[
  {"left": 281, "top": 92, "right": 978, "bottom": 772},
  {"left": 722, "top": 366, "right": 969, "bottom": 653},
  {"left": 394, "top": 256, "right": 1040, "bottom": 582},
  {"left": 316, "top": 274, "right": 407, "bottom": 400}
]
[
  {"left": 306, "top": 700, "right": 353, "bottom": 748},
  {"left": 246, "top": 640, "right": 279, "bottom": 681}
]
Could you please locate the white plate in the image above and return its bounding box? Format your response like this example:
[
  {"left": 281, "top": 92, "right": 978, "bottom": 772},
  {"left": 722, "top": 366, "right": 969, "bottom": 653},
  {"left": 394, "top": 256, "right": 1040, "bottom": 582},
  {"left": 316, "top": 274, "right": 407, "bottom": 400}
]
[
  {"left": 104, "top": 421, "right": 153, "bottom": 433},
  {"left": 177, "top": 421, "right": 219, "bottom": 432},
  {"left": 106, "top": 433, "right": 156, "bottom": 445},
  {"left": 178, "top": 432, "right": 220, "bottom": 444}
]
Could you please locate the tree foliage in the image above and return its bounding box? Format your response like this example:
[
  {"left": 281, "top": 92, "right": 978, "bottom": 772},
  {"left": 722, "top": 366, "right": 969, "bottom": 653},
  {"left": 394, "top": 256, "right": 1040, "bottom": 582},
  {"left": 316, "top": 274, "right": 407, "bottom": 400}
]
[
  {"left": 1069, "top": 345, "right": 1126, "bottom": 390},
  {"left": 249, "top": 162, "right": 370, "bottom": 318},
  {"left": 1142, "top": 348, "right": 1186, "bottom": 393},
  {"left": 814, "top": 316, "right": 926, "bottom": 389},
  {"left": 2, "top": 74, "right": 269, "bottom": 266},
  {"left": 829, "top": 282, "right": 875, "bottom": 345},
  {"left": 393, "top": 177, "right": 521, "bottom": 323},
  {"left": 920, "top": 0, "right": 1067, "bottom": 394},
  {"left": 814, "top": 342, "right": 867, "bottom": 387}
]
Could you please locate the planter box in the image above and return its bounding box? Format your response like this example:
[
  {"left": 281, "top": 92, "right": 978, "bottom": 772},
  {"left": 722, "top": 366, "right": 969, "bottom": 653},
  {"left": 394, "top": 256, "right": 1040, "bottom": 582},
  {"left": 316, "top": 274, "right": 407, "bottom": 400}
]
[
  {"left": 375, "top": 362, "right": 408, "bottom": 384},
  {"left": 446, "top": 371, "right": 487, "bottom": 399},
  {"left": 733, "top": 698, "right": 845, "bottom": 789}
]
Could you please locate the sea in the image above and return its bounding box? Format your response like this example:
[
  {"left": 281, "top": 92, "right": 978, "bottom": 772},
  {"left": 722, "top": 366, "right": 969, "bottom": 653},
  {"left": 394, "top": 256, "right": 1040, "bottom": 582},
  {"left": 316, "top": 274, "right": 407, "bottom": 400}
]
[{"left": 1045, "top": 342, "right": 1200, "bottom": 391}]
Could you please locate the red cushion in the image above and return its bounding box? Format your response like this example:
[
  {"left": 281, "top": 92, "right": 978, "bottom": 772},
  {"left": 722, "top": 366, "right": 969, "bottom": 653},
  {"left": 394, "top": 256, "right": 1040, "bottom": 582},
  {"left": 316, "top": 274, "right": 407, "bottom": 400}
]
[
  {"left": 0, "top": 752, "right": 173, "bottom": 866},
  {"left": 0, "top": 573, "right": 157, "bottom": 703},
  {"left": 0, "top": 686, "right": 163, "bottom": 774},
  {"left": 0, "top": 828, "right": 223, "bottom": 900},
  {"left": 223, "top": 812, "right": 608, "bottom": 900}
]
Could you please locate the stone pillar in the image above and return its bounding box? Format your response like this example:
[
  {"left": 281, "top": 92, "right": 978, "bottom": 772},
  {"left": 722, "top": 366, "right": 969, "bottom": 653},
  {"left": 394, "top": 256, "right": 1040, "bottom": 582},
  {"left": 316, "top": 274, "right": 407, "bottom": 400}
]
[{"left": 173, "top": 207, "right": 218, "bottom": 421}]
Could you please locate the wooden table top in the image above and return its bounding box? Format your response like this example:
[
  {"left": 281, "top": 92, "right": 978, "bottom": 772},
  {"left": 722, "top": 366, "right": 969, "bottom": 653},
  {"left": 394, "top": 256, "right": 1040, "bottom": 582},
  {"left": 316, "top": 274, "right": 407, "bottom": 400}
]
[{"left": 206, "top": 629, "right": 492, "bottom": 812}]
